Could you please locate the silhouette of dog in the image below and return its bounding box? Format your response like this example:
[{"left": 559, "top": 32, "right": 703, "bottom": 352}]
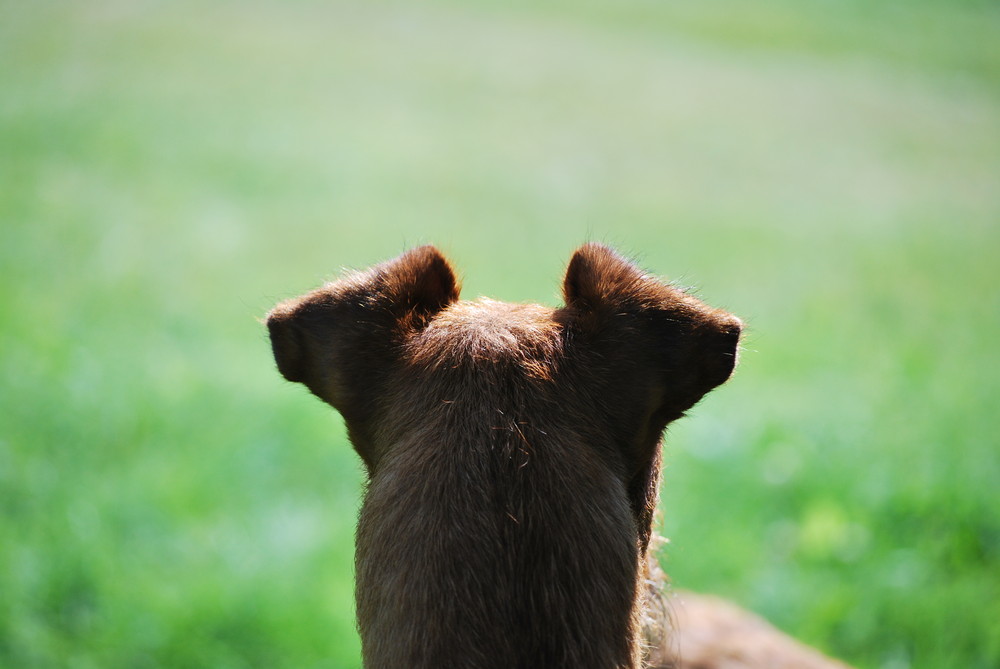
[{"left": 267, "top": 244, "right": 849, "bottom": 669}]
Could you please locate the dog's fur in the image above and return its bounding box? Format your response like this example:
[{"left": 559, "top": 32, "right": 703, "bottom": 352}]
[{"left": 267, "top": 244, "right": 848, "bottom": 669}]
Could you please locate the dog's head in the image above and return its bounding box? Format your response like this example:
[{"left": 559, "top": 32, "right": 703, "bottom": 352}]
[
  {"left": 268, "top": 244, "right": 742, "bottom": 665},
  {"left": 267, "top": 243, "right": 740, "bottom": 479}
]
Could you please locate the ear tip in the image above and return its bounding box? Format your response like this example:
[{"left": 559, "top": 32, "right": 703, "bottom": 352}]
[
  {"left": 571, "top": 241, "right": 615, "bottom": 261},
  {"left": 402, "top": 245, "right": 455, "bottom": 278},
  {"left": 569, "top": 243, "right": 635, "bottom": 274},
  {"left": 418, "top": 246, "right": 460, "bottom": 297},
  {"left": 266, "top": 313, "right": 306, "bottom": 383},
  {"left": 264, "top": 299, "right": 297, "bottom": 323},
  {"left": 578, "top": 241, "right": 614, "bottom": 252},
  {"left": 407, "top": 244, "right": 448, "bottom": 263}
]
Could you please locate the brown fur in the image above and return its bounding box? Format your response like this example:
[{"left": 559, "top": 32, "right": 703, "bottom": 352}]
[{"left": 267, "top": 244, "right": 847, "bottom": 669}]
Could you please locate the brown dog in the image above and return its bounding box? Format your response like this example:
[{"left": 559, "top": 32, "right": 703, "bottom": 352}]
[{"left": 267, "top": 244, "right": 848, "bottom": 669}]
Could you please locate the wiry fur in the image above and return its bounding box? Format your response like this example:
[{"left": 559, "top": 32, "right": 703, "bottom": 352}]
[{"left": 267, "top": 244, "right": 847, "bottom": 669}]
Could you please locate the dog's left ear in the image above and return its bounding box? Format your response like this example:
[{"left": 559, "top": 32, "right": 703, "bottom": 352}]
[
  {"left": 370, "top": 245, "right": 461, "bottom": 322},
  {"left": 266, "top": 246, "right": 460, "bottom": 468}
]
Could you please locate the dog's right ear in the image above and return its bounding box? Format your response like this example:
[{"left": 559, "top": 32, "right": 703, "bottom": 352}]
[
  {"left": 266, "top": 246, "right": 460, "bottom": 457},
  {"left": 563, "top": 242, "right": 649, "bottom": 312}
]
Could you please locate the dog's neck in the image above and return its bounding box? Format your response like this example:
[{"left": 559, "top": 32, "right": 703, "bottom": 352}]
[{"left": 355, "top": 406, "right": 651, "bottom": 669}]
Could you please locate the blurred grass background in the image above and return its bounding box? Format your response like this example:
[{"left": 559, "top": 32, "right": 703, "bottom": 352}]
[{"left": 2, "top": 0, "right": 998, "bottom": 667}]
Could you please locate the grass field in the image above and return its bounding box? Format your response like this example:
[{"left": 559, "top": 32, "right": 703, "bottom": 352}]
[{"left": 2, "top": 1, "right": 999, "bottom": 667}]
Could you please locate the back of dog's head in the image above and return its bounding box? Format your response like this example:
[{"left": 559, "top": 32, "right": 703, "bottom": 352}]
[{"left": 267, "top": 244, "right": 741, "bottom": 669}]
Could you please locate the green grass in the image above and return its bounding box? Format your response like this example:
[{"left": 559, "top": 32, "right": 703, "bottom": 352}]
[{"left": 1, "top": 1, "right": 998, "bottom": 667}]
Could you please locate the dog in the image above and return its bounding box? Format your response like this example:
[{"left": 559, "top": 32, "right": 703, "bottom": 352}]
[{"left": 267, "top": 243, "right": 850, "bottom": 668}]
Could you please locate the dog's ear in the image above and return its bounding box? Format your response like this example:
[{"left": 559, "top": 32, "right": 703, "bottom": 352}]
[
  {"left": 563, "top": 242, "right": 650, "bottom": 312},
  {"left": 561, "top": 241, "right": 741, "bottom": 418},
  {"left": 266, "top": 246, "right": 460, "bottom": 465},
  {"left": 562, "top": 243, "right": 741, "bottom": 549},
  {"left": 370, "top": 245, "right": 461, "bottom": 322}
]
